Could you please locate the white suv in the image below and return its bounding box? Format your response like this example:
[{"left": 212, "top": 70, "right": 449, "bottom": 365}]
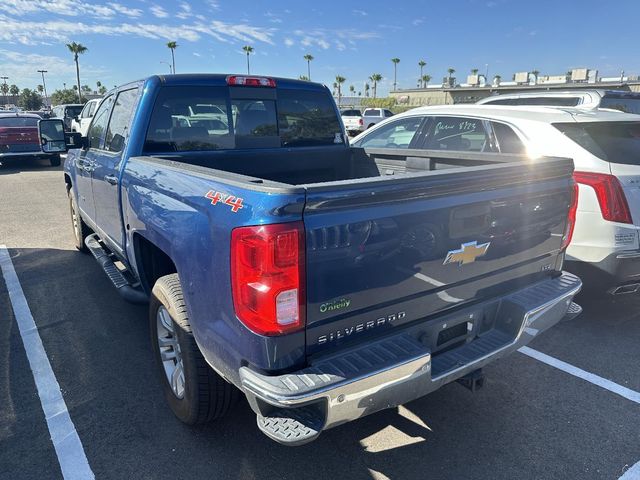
[{"left": 351, "top": 104, "right": 640, "bottom": 294}]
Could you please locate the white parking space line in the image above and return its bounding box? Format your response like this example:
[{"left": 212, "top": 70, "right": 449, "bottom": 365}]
[
  {"left": 619, "top": 461, "right": 640, "bottom": 480},
  {"left": 0, "top": 246, "right": 95, "bottom": 480},
  {"left": 519, "top": 346, "right": 640, "bottom": 405}
]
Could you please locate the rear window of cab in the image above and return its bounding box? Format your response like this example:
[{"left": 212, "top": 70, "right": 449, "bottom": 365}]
[
  {"left": 0, "top": 117, "right": 39, "bottom": 127},
  {"left": 144, "top": 86, "right": 344, "bottom": 152}
]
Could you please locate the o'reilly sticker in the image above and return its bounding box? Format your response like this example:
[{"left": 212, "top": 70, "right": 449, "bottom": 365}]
[{"left": 320, "top": 298, "right": 351, "bottom": 313}]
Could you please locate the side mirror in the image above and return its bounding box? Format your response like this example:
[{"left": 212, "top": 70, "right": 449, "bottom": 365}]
[{"left": 38, "top": 119, "right": 67, "bottom": 153}]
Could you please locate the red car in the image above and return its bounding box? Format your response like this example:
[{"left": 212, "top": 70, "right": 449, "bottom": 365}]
[{"left": 0, "top": 113, "right": 61, "bottom": 166}]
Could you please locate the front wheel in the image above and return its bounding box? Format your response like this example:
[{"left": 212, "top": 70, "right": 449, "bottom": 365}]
[
  {"left": 150, "top": 274, "right": 238, "bottom": 424},
  {"left": 68, "top": 189, "right": 89, "bottom": 252},
  {"left": 50, "top": 154, "right": 61, "bottom": 167}
]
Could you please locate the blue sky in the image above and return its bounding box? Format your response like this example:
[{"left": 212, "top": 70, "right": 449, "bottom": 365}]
[{"left": 1, "top": 0, "right": 639, "bottom": 95}]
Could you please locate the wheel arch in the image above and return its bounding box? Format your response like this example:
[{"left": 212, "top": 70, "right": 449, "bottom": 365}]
[{"left": 132, "top": 233, "right": 178, "bottom": 294}]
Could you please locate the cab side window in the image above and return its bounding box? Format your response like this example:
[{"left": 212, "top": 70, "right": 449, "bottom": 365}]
[
  {"left": 105, "top": 89, "right": 138, "bottom": 153},
  {"left": 424, "top": 116, "right": 491, "bottom": 152},
  {"left": 492, "top": 122, "right": 526, "bottom": 154},
  {"left": 356, "top": 116, "right": 424, "bottom": 149},
  {"left": 88, "top": 96, "right": 114, "bottom": 149}
]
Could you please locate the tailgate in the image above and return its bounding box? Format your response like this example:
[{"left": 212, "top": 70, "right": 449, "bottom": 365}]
[{"left": 303, "top": 158, "right": 574, "bottom": 355}]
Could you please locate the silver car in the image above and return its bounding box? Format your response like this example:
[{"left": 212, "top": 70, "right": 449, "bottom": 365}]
[{"left": 362, "top": 108, "right": 394, "bottom": 129}]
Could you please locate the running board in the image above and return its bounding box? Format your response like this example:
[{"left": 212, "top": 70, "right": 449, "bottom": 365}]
[{"left": 84, "top": 234, "right": 148, "bottom": 304}]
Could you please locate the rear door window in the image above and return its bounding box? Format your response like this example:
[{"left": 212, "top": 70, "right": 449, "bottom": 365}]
[
  {"left": 364, "top": 109, "right": 381, "bottom": 116},
  {"left": 492, "top": 122, "right": 526, "bottom": 154},
  {"left": 341, "top": 109, "right": 361, "bottom": 116},
  {"left": 355, "top": 116, "right": 424, "bottom": 149},
  {"left": 554, "top": 121, "right": 640, "bottom": 165},
  {"left": 424, "top": 116, "right": 491, "bottom": 152}
]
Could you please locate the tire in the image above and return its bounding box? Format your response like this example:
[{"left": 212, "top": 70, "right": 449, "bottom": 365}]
[
  {"left": 50, "top": 154, "right": 61, "bottom": 167},
  {"left": 68, "top": 189, "right": 90, "bottom": 253},
  {"left": 367, "top": 123, "right": 375, "bottom": 129},
  {"left": 150, "top": 274, "right": 238, "bottom": 424}
]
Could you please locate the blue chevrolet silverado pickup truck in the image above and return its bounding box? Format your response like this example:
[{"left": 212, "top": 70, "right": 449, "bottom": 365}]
[{"left": 38, "top": 74, "right": 581, "bottom": 446}]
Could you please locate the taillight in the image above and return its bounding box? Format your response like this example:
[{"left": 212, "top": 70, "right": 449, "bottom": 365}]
[
  {"left": 562, "top": 181, "right": 579, "bottom": 250},
  {"left": 226, "top": 75, "right": 276, "bottom": 87},
  {"left": 573, "top": 171, "right": 632, "bottom": 224},
  {"left": 359, "top": 118, "right": 363, "bottom": 126},
  {"left": 231, "top": 222, "right": 305, "bottom": 335}
]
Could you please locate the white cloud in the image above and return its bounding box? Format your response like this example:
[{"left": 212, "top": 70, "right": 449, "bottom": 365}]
[
  {"left": 193, "top": 52, "right": 201, "bottom": 57},
  {"left": 0, "top": 14, "right": 275, "bottom": 45},
  {"left": 149, "top": 5, "right": 168, "bottom": 18},
  {"left": 0, "top": 0, "right": 115, "bottom": 18},
  {"left": 335, "top": 40, "right": 346, "bottom": 51},
  {"left": 176, "top": 2, "right": 192, "bottom": 19},
  {"left": 352, "top": 9, "right": 367, "bottom": 16},
  {"left": 108, "top": 2, "right": 142, "bottom": 17},
  {"left": 412, "top": 17, "right": 424, "bottom": 26},
  {"left": 284, "top": 38, "right": 294, "bottom": 47}
]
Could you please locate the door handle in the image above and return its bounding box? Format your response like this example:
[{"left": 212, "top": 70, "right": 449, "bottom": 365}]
[{"left": 104, "top": 174, "right": 118, "bottom": 185}]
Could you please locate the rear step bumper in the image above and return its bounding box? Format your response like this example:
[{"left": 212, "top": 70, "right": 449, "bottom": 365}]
[{"left": 240, "top": 272, "right": 581, "bottom": 446}]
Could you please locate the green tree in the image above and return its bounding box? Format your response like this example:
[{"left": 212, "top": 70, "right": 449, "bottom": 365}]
[
  {"left": 335, "top": 75, "right": 346, "bottom": 105},
  {"left": 66, "top": 41, "right": 88, "bottom": 103},
  {"left": 81, "top": 84, "right": 92, "bottom": 94},
  {"left": 51, "top": 88, "right": 86, "bottom": 106},
  {"left": 349, "top": 85, "right": 355, "bottom": 95},
  {"left": 166, "top": 41, "right": 178, "bottom": 74},
  {"left": 421, "top": 74, "right": 431, "bottom": 87},
  {"left": 37, "top": 84, "right": 44, "bottom": 95},
  {"left": 447, "top": 67, "right": 455, "bottom": 85},
  {"left": 391, "top": 58, "right": 400, "bottom": 91},
  {"left": 303, "top": 54, "right": 314, "bottom": 80},
  {"left": 18, "top": 88, "right": 43, "bottom": 110},
  {"left": 9, "top": 84, "right": 19, "bottom": 96},
  {"left": 299, "top": 75, "right": 309, "bottom": 81},
  {"left": 471, "top": 68, "right": 479, "bottom": 75},
  {"left": 418, "top": 60, "right": 426, "bottom": 87},
  {"left": 364, "top": 83, "right": 370, "bottom": 97},
  {"left": 369, "top": 74, "right": 382, "bottom": 98},
  {"left": 98, "top": 85, "right": 107, "bottom": 95},
  {"left": 242, "top": 45, "right": 254, "bottom": 74},
  {"left": 0, "top": 83, "right": 8, "bottom": 97}
]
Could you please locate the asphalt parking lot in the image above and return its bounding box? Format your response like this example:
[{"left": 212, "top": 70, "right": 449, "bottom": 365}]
[{"left": 1, "top": 158, "right": 639, "bottom": 480}]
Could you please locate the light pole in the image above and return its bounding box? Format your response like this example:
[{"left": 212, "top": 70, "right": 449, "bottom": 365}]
[
  {"left": 160, "top": 61, "right": 173, "bottom": 74},
  {"left": 37, "top": 69, "right": 48, "bottom": 108},
  {"left": 0, "top": 76, "right": 8, "bottom": 106}
]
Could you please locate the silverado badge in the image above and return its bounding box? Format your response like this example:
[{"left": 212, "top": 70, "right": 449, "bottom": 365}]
[{"left": 443, "top": 241, "right": 490, "bottom": 266}]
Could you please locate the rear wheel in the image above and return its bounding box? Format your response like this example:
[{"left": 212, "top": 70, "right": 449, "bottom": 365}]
[
  {"left": 50, "top": 154, "right": 61, "bottom": 167},
  {"left": 150, "top": 274, "right": 238, "bottom": 424},
  {"left": 68, "top": 189, "right": 89, "bottom": 252}
]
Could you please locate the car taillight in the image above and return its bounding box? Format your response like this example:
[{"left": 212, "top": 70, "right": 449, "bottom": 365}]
[
  {"left": 226, "top": 75, "right": 276, "bottom": 87},
  {"left": 231, "top": 222, "right": 305, "bottom": 335},
  {"left": 359, "top": 118, "right": 363, "bottom": 126},
  {"left": 562, "top": 181, "right": 579, "bottom": 250},
  {"left": 573, "top": 171, "right": 632, "bottom": 224}
]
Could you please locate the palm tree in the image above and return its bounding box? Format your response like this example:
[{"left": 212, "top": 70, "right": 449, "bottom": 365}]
[
  {"left": 166, "top": 41, "right": 178, "bottom": 74},
  {"left": 299, "top": 75, "right": 309, "bottom": 81},
  {"left": 303, "top": 54, "right": 314, "bottom": 80},
  {"left": 391, "top": 58, "right": 400, "bottom": 91},
  {"left": 369, "top": 74, "right": 382, "bottom": 98},
  {"left": 66, "top": 42, "right": 88, "bottom": 103},
  {"left": 349, "top": 85, "right": 355, "bottom": 96},
  {"left": 447, "top": 67, "right": 455, "bottom": 85},
  {"left": 37, "top": 84, "right": 44, "bottom": 95},
  {"left": 364, "top": 83, "right": 370, "bottom": 97},
  {"left": 418, "top": 60, "right": 426, "bottom": 87},
  {"left": 9, "top": 84, "right": 19, "bottom": 96},
  {"left": 421, "top": 74, "right": 431, "bottom": 87},
  {"left": 471, "top": 68, "right": 479, "bottom": 75},
  {"left": 335, "top": 75, "right": 346, "bottom": 105},
  {"left": 243, "top": 45, "right": 254, "bottom": 74}
]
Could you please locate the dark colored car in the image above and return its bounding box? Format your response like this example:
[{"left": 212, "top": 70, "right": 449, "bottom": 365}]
[{"left": 0, "top": 113, "right": 60, "bottom": 166}]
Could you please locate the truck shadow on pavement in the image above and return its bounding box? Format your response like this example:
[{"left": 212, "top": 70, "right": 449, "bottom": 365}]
[{"left": 3, "top": 247, "right": 640, "bottom": 480}]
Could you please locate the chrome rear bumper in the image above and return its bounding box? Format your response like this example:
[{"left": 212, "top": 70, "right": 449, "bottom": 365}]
[{"left": 241, "top": 272, "right": 581, "bottom": 445}]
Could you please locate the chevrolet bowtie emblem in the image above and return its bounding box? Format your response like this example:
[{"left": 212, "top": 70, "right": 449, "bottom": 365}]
[{"left": 443, "top": 241, "right": 490, "bottom": 266}]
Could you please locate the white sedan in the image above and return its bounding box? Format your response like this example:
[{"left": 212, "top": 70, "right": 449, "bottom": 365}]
[{"left": 351, "top": 104, "right": 640, "bottom": 295}]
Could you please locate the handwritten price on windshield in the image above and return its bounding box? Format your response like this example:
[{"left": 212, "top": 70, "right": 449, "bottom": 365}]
[{"left": 205, "top": 190, "right": 244, "bottom": 213}]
